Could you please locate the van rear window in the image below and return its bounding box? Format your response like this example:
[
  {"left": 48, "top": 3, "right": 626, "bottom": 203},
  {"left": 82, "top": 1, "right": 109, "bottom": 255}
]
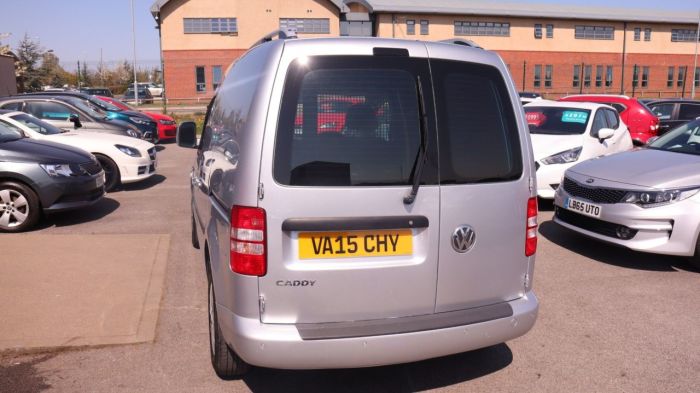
[{"left": 274, "top": 57, "right": 427, "bottom": 187}]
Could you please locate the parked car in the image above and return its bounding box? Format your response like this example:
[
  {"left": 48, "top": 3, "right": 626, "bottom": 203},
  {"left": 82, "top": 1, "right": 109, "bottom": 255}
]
[
  {"left": 177, "top": 36, "right": 539, "bottom": 377},
  {"left": 646, "top": 99, "right": 700, "bottom": 135},
  {"left": 96, "top": 96, "right": 176, "bottom": 143},
  {"left": 123, "top": 87, "right": 154, "bottom": 104},
  {"left": 79, "top": 87, "right": 113, "bottom": 97},
  {"left": 19, "top": 92, "right": 158, "bottom": 141},
  {"left": 525, "top": 101, "right": 633, "bottom": 199},
  {"left": 1, "top": 110, "right": 157, "bottom": 191},
  {"left": 138, "top": 82, "right": 163, "bottom": 97},
  {"left": 0, "top": 96, "right": 141, "bottom": 138},
  {"left": 554, "top": 118, "right": 700, "bottom": 269},
  {"left": 0, "top": 116, "right": 105, "bottom": 232},
  {"left": 559, "top": 94, "right": 659, "bottom": 145}
]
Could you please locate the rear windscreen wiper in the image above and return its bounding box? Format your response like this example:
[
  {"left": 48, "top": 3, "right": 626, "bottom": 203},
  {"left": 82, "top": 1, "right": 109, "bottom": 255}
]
[{"left": 404, "top": 75, "right": 429, "bottom": 205}]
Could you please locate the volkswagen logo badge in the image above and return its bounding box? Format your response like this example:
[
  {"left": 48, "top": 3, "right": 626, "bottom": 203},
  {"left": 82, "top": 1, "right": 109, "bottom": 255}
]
[
  {"left": 586, "top": 178, "right": 595, "bottom": 184},
  {"left": 452, "top": 225, "right": 476, "bottom": 253}
]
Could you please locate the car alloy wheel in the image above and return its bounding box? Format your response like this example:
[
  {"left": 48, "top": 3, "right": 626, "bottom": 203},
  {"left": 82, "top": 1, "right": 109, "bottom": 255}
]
[{"left": 0, "top": 189, "right": 29, "bottom": 229}]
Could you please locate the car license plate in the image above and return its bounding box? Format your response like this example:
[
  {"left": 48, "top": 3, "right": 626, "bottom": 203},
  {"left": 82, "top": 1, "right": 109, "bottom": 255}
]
[
  {"left": 96, "top": 173, "right": 105, "bottom": 188},
  {"left": 564, "top": 197, "right": 602, "bottom": 218},
  {"left": 298, "top": 229, "right": 412, "bottom": 259}
]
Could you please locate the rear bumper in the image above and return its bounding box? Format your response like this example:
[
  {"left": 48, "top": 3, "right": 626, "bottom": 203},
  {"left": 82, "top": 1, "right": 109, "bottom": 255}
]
[{"left": 218, "top": 291, "right": 538, "bottom": 370}]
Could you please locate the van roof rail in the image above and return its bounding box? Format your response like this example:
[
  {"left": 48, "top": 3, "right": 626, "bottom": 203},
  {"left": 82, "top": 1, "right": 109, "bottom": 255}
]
[{"left": 251, "top": 29, "right": 297, "bottom": 49}]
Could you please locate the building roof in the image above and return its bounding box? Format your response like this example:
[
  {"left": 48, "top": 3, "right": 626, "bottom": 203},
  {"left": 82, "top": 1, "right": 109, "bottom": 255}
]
[
  {"left": 150, "top": 0, "right": 700, "bottom": 25},
  {"left": 368, "top": 0, "right": 699, "bottom": 24}
]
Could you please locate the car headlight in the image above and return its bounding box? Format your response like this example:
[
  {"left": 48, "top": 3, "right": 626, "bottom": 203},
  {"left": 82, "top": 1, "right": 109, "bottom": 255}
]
[
  {"left": 623, "top": 188, "right": 700, "bottom": 208},
  {"left": 541, "top": 147, "right": 582, "bottom": 165},
  {"left": 129, "top": 116, "right": 150, "bottom": 125},
  {"left": 115, "top": 144, "right": 142, "bottom": 157},
  {"left": 126, "top": 129, "right": 140, "bottom": 138},
  {"left": 40, "top": 163, "right": 84, "bottom": 177},
  {"left": 158, "top": 119, "right": 176, "bottom": 125}
]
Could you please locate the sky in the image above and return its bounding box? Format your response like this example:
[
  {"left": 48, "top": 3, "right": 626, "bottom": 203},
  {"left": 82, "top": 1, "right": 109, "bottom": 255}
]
[{"left": 0, "top": 0, "right": 698, "bottom": 72}]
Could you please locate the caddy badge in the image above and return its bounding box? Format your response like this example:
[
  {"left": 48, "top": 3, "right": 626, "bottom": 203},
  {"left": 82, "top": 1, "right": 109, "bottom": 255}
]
[{"left": 452, "top": 225, "right": 476, "bottom": 253}]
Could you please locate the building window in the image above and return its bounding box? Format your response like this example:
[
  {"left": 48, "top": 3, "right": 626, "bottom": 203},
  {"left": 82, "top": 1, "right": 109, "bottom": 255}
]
[
  {"left": 584, "top": 65, "right": 592, "bottom": 87},
  {"left": 678, "top": 67, "right": 686, "bottom": 87},
  {"left": 667, "top": 66, "right": 675, "bottom": 88},
  {"left": 420, "top": 20, "right": 429, "bottom": 35},
  {"left": 546, "top": 24, "right": 554, "bottom": 38},
  {"left": 212, "top": 65, "right": 222, "bottom": 91},
  {"left": 534, "top": 64, "right": 541, "bottom": 88},
  {"left": 644, "top": 28, "right": 652, "bottom": 41},
  {"left": 184, "top": 18, "right": 237, "bottom": 34},
  {"left": 280, "top": 18, "right": 330, "bottom": 34},
  {"left": 632, "top": 66, "right": 639, "bottom": 88},
  {"left": 671, "top": 29, "right": 699, "bottom": 42},
  {"left": 573, "top": 64, "right": 580, "bottom": 87},
  {"left": 195, "top": 66, "right": 206, "bottom": 93},
  {"left": 633, "top": 28, "right": 641, "bottom": 41},
  {"left": 406, "top": 20, "right": 415, "bottom": 35},
  {"left": 575, "top": 25, "right": 614, "bottom": 40},
  {"left": 454, "top": 21, "right": 510, "bottom": 36},
  {"left": 605, "top": 66, "right": 613, "bottom": 87},
  {"left": 695, "top": 67, "right": 700, "bottom": 88},
  {"left": 534, "top": 24, "right": 542, "bottom": 39},
  {"left": 642, "top": 66, "right": 649, "bottom": 88},
  {"left": 595, "top": 65, "right": 603, "bottom": 87},
  {"left": 545, "top": 65, "right": 553, "bottom": 88}
]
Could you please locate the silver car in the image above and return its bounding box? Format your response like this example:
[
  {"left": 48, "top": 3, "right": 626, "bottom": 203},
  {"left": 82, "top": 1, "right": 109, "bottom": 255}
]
[
  {"left": 554, "top": 118, "right": 700, "bottom": 269},
  {"left": 178, "top": 34, "right": 539, "bottom": 377}
]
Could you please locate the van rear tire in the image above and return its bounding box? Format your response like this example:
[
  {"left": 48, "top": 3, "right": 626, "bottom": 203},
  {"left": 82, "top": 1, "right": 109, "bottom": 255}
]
[
  {"left": 689, "top": 236, "right": 700, "bottom": 271},
  {"left": 208, "top": 274, "right": 250, "bottom": 379}
]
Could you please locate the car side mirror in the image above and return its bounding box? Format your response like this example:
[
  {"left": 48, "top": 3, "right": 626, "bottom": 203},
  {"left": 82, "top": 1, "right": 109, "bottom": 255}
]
[
  {"left": 69, "top": 113, "right": 82, "bottom": 129},
  {"left": 177, "top": 121, "right": 198, "bottom": 148},
  {"left": 596, "top": 128, "right": 614, "bottom": 141}
]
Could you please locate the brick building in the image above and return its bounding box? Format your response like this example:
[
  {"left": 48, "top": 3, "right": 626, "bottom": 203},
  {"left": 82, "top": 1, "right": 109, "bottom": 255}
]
[{"left": 150, "top": 0, "right": 700, "bottom": 101}]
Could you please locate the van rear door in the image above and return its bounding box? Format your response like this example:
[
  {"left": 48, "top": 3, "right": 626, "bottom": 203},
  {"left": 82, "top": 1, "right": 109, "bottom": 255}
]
[
  {"left": 257, "top": 53, "right": 441, "bottom": 324},
  {"left": 428, "top": 57, "right": 531, "bottom": 313}
]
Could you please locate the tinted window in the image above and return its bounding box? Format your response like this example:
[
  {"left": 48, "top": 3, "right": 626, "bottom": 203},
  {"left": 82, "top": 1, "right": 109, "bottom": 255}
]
[
  {"left": 0, "top": 120, "right": 24, "bottom": 142},
  {"left": 649, "top": 119, "right": 700, "bottom": 156},
  {"left": 431, "top": 59, "right": 522, "bottom": 184},
  {"left": 591, "top": 110, "right": 608, "bottom": 135},
  {"left": 25, "top": 101, "right": 74, "bottom": 120},
  {"left": 603, "top": 109, "right": 619, "bottom": 129},
  {"left": 525, "top": 107, "right": 590, "bottom": 135},
  {"left": 679, "top": 104, "right": 700, "bottom": 121},
  {"left": 274, "top": 56, "right": 433, "bottom": 187},
  {"left": 10, "top": 113, "right": 63, "bottom": 135},
  {"left": 649, "top": 103, "right": 675, "bottom": 120},
  {"left": 0, "top": 102, "right": 22, "bottom": 111}
]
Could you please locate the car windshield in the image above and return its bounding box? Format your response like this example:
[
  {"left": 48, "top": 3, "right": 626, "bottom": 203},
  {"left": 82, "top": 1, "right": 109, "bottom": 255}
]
[
  {"left": 10, "top": 113, "right": 63, "bottom": 135},
  {"left": 647, "top": 119, "right": 700, "bottom": 156},
  {"left": 87, "top": 96, "right": 121, "bottom": 112},
  {"left": 0, "top": 119, "right": 25, "bottom": 142},
  {"left": 525, "top": 107, "right": 590, "bottom": 135}
]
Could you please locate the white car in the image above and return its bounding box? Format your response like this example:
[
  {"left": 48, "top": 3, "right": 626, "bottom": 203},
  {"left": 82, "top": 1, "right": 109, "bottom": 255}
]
[
  {"left": 0, "top": 111, "right": 157, "bottom": 191},
  {"left": 524, "top": 101, "right": 633, "bottom": 199},
  {"left": 139, "top": 83, "right": 163, "bottom": 97}
]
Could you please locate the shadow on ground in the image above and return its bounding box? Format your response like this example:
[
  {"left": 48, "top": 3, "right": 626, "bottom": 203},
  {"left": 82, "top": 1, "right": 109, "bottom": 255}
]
[
  {"left": 243, "top": 344, "right": 512, "bottom": 392},
  {"left": 0, "top": 355, "right": 53, "bottom": 393},
  {"left": 117, "top": 174, "right": 167, "bottom": 192},
  {"left": 539, "top": 220, "right": 698, "bottom": 273},
  {"left": 36, "top": 198, "right": 120, "bottom": 229}
]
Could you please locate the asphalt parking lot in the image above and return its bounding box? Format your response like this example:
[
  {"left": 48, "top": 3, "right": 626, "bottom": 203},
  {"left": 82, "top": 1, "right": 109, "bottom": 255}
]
[{"left": 1, "top": 144, "right": 699, "bottom": 393}]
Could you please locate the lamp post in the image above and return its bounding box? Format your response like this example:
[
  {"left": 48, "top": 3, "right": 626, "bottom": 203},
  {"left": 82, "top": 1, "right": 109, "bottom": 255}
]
[{"left": 130, "top": 0, "right": 139, "bottom": 105}]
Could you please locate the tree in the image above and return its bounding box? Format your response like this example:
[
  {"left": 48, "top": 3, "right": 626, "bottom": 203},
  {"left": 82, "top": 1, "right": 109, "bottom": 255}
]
[
  {"left": 15, "top": 34, "right": 43, "bottom": 92},
  {"left": 38, "top": 51, "right": 69, "bottom": 87}
]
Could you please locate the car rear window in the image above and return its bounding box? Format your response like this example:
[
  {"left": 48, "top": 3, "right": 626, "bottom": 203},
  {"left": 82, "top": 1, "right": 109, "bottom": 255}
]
[
  {"left": 525, "top": 107, "right": 591, "bottom": 135},
  {"left": 274, "top": 57, "right": 429, "bottom": 187},
  {"left": 430, "top": 59, "right": 522, "bottom": 184}
]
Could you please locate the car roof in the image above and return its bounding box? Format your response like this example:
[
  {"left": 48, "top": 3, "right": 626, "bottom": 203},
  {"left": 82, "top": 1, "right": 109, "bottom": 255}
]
[
  {"left": 646, "top": 99, "right": 700, "bottom": 104},
  {"left": 561, "top": 94, "right": 634, "bottom": 102},
  {"left": 21, "top": 91, "right": 91, "bottom": 99},
  {"left": 524, "top": 100, "right": 609, "bottom": 111}
]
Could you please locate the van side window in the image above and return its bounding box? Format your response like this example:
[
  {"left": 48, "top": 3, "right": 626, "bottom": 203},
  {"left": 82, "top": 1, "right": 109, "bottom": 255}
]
[
  {"left": 274, "top": 56, "right": 435, "bottom": 187},
  {"left": 431, "top": 59, "right": 522, "bottom": 184}
]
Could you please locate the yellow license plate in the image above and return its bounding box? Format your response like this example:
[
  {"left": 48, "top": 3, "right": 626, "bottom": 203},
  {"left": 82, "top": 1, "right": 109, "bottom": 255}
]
[{"left": 299, "top": 229, "right": 413, "bottom": 259}]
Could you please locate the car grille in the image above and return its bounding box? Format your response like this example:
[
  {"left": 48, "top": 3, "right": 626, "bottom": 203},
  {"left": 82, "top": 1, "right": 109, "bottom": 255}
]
[
  {"left": 148, "top": 147, "right": 156, "bottom": 161},
  {"left": 555, "top": 207, "right": 637, "bottom": 240},
  {"left": 80, "top": 161, "right": 103, "bottom": 175},
  {"left": 562, "top": 177, "right": 627, "bottom": 203},
  {"left": 55, "top": 186, "right": 104, "bottom": 204}
]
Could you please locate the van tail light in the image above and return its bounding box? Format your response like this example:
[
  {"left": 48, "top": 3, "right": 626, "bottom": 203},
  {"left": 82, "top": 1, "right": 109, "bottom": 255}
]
[
  {"left": 230, "top": 205, "right": 267, "bottom": 276},
  {"left": 525, "top": 197, "right": 538, "bottom": 257}
]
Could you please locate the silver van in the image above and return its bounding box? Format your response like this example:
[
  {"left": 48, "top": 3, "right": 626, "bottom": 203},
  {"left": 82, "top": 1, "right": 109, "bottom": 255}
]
[{"left": 178, "top": 34, "right": 539, "bottom": 378}]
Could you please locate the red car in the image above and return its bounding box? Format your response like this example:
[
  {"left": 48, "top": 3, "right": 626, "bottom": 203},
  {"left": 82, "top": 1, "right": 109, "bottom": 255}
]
[
  {"left": 295, "top": 96, "right": 365, "bottom": 133},
  {"left": 559, "top": 94, "right": 659, "bottom": 145},
  {"left": 96, "top": 96, "right": 177, "bottom": 143}
]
